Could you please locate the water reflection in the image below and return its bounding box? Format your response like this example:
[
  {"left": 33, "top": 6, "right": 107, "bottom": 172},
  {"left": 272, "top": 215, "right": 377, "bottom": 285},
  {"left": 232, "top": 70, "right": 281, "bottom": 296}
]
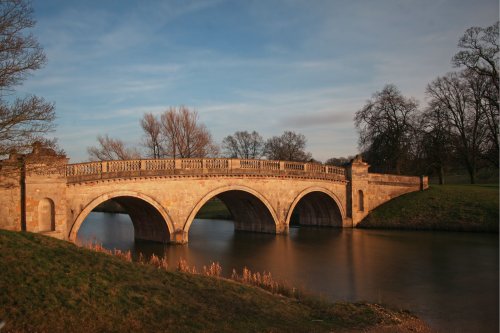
[{"left": 77, "top": 212, "right": 499, "bottom": 333}]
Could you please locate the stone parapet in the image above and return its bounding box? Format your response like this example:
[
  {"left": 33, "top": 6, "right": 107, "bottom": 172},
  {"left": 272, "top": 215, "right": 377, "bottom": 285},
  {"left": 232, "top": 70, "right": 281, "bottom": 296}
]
[{"left": 65, "top": 158, "right": 346, "bottom": 183}]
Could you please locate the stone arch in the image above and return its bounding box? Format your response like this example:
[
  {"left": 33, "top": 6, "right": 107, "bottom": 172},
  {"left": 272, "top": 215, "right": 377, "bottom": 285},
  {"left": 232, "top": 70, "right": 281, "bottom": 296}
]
[
  {"left": 286, "top": 187, "right": 344, "bottom": 227},
  {"left": 69, "top": 190, "right": 174, "bottom": 243},
  {"left": 358, "top": 190, "right": 364, "bottom": 212},
  {"left": 38, "top": 198, "right": 55, "bottom": 232},
  {"left": 183, "top": 185, "right": 280, "bottom": 239}
]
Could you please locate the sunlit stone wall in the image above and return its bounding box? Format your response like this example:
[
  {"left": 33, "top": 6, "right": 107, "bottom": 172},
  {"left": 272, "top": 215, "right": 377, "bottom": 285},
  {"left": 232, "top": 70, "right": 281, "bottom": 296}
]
[{"left": 0, "top": 146, "right": 426, "bottom": 243}]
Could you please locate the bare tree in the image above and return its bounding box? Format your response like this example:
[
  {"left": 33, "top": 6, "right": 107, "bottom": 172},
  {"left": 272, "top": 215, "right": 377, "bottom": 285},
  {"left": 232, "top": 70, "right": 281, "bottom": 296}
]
[
  {"left": 465, "top": 69, "right": 498, "bottom": 168},
  {"left": 426, "top": 71, "right": 489, "bottom": 183},
  {"left": 453, "top": 21, "right": 499, "bottom": 92},
  {"left": 222, "top": 131, "right": 264, "bottom": 159},
  {"left": 418, "top": 103, "right": 453, "bottom": 184},
  {"left": 160, "top": 106, "right": 218, "bottom": 158},
  {"left": 141, "top": 112, "right": 163, "bottom": 159},
  {"left": 481, "top": 80, "right": 499, "bottom": 166},
  {"left": 325, "top": 156, "right": 353, "bottom": 167},
  {"left": 0, "top": 0, "right": 55, "bottom": 157},
  {"left": 354, "top": 84, "right": 419, "bottom": 174},
  {"left": 87, "top": 135, "right": 140, "bottom": 161},
  {"left": 453, "top": 22, "right": 499, "bottom": 168},
  {"left": 0, "top": 97, "right": 55, "bottom": 156},
  {"left": 264, "top": 131, "right": 312, "bottom": 161}
]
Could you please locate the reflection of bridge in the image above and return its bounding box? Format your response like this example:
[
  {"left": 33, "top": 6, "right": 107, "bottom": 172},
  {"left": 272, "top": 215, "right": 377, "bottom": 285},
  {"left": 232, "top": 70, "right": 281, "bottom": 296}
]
[{"left": 0, "top": 144, "right": 427, "bottom": 244}]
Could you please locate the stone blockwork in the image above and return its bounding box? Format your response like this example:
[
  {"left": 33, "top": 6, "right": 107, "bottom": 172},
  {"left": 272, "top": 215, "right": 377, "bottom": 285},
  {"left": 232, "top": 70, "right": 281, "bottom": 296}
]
[
  {"left": 346, "top": 156, "right": 428, "bottom": 225},
  {"left": 65, "top": 177, "right": 348, "bottom": 244},
  {"left": 0, "top": 146, "right": 426, "bottom": 244}
]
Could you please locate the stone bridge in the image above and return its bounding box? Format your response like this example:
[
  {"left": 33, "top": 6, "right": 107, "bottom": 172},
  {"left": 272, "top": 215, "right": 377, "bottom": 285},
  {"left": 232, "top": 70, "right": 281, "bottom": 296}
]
[{"left": 0, "top": 145, "right": 427, "bottom": 244}]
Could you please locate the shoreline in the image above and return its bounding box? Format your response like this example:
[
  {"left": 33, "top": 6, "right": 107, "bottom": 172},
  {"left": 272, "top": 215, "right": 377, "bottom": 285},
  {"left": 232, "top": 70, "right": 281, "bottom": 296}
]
[{"left": 0, "top": 229, "right": 434, "bottom": 333}]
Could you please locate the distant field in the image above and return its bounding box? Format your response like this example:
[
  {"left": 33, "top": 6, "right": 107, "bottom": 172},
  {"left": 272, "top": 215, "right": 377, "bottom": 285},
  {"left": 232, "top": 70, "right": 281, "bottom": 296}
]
[
  {"left": 195, "top": 198, "right": 232, "bottom": 220},
  {"left": 358, "top": 184, "right": 499, "bottom": 232}
]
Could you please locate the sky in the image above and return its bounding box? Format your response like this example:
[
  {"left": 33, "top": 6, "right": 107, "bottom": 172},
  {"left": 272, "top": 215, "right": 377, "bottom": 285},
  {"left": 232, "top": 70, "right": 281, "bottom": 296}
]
[{"left": 19, "top": 0, "right": 499, "bottom": 162}]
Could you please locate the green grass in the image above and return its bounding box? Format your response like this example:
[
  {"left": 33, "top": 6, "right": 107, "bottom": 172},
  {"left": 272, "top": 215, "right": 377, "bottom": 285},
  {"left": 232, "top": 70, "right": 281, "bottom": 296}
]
[
  {"left": 428, "top": 168, "right": 499, "bottom": 185},
  {"left": 0, "top": 230, "right": 427, "bottom": 333},
  {"left": 195, "top": 198, "right": 232, "bottom": 220},
  {"left": 358, "top": 184, "right": 499, "bottom": 232}
]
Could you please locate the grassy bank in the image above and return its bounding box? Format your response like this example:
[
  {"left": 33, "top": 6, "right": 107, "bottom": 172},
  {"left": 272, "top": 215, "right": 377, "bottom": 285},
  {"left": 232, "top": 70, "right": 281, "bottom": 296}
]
[
  {"left": 358, "top": 184, "right": 499, "bottom": 232},
  {"left": 0, "top": 230, "right": 431, "bottom": 333}
]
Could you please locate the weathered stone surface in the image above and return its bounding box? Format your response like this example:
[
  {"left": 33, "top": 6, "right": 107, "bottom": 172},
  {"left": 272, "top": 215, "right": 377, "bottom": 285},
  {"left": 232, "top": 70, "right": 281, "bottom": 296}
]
[{"left": 0, "top": 152, "right": 427, "bottom": 244}]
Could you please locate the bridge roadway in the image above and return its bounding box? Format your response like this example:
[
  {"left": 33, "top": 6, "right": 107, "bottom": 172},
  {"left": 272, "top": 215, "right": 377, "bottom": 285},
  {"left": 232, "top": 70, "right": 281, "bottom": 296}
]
[{"left": 0, "top": 146, "right": 427, "bottom": 244}]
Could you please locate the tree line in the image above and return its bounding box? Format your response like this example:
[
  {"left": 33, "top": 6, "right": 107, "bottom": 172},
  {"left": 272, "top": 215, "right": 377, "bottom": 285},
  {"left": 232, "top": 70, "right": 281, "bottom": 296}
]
[
  {"left": 87, "top": 106, "right": 314, "bottom": 163},
  {"left": 355, "top": 22, "right": 498, "bottom": 184}
]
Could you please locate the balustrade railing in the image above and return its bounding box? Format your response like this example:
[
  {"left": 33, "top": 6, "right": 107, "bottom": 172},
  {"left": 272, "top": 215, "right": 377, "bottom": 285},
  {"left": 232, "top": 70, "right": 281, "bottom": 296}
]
[
  {"left": 239, "top": 159, "right": 261, "bottom": 169},
  {"left": 144, "top": 159, "right": 175, "bottom": 171},
  {"left": 284, "top": 161, "right": 305, "bottom": 171},
  {"left": 65, "top": 158, "right": 346, "bottom": 182}
]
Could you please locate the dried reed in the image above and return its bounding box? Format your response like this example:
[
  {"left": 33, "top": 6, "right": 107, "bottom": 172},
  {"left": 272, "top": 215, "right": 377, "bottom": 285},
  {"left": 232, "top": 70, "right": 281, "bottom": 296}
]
[{"left": 81, "top": 242, "right": 300, "bottom": 299}]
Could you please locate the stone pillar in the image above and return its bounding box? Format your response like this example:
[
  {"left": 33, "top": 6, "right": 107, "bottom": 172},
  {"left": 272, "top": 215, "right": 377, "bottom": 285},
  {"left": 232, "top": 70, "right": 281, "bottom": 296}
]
[
  {"left": 420, "top": 175, "right": 429, "bottom": 191},
  {"left": 346, "top": 155, "right": 370, "bottom": 227},
  {"left": 170, "top": 229, "right": 188, "bottom": 244},
  {"left": 275, "top": 222, "right": 289, "bottom": 235},
  {"left": 23, "top": 142, "right": 69, "bottom": 239}
]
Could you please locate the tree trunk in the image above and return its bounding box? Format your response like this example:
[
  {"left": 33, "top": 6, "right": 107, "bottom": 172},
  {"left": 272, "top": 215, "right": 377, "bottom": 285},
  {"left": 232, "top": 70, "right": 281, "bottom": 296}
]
[
  {"left": 438, "top": 165, "right": 445, "bottom": 185},
  {"left": 464, "top": 156, "right": 476, "bottom": 184},
  {"left": 468, "top": 167, "right": 476, "bottom": 184}
]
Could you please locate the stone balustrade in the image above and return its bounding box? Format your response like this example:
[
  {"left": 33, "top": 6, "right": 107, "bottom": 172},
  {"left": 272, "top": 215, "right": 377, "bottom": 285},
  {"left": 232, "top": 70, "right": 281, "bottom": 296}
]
[{"left": 65, "top": 158, "right": 346, "bottom": 183}]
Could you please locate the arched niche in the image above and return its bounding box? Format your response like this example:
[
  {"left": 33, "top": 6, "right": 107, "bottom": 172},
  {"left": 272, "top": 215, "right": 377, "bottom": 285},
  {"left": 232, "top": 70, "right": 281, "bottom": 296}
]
[
  {"left": 38, "top": 198, "right": 55, "bottom": 232},
  {"left": 358, "top": 190, "right": 364, "bottom": 212}
]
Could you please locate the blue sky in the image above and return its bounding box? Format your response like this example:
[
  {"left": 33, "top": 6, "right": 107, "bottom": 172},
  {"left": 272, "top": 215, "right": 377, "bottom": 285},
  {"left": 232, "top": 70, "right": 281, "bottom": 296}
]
[{"left": 21, "top": 0, "right": 499, "bottom": 162}]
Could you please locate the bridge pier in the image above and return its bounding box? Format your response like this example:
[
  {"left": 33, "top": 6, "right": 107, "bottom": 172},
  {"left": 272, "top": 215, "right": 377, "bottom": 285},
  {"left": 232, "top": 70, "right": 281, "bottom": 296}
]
[
  {"left": 277, "top": 223, "right": 289, "bottom": 235},
  {"left": 170, "top": 230, "right": 188, "bottom": 244}
]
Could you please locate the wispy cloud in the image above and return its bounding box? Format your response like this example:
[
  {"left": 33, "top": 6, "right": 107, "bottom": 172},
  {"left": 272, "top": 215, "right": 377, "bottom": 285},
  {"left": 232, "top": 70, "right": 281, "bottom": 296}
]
[
  {"left": 26, "top": 0, "right": 498, "bottom": 163},
  {"left": 283, "top": 111, "right": 353, "bottom": 128}
]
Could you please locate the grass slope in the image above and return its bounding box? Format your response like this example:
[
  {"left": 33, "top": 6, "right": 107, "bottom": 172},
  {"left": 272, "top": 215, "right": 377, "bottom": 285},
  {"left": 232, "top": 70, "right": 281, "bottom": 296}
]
[
  {"left": 358, "top": 185, "right": 499, "bottom": 232},
  {"left": 0, "top": 230, "right": 430, "bottom": 333}
]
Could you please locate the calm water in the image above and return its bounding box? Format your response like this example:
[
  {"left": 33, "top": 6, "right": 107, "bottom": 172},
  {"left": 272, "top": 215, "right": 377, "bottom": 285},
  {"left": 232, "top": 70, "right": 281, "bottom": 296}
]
[{"left": 78, "top": 212, "right": 499, "bottom": 333}]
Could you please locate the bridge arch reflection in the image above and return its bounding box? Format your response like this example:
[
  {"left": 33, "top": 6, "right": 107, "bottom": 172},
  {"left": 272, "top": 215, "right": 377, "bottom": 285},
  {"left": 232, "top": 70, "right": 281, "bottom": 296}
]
[
  {"left": 184, "top": 186, "right": 280, "bottom": 242},
  {"left": 70, "top": 191, "right": 174, "bottom": 243}
]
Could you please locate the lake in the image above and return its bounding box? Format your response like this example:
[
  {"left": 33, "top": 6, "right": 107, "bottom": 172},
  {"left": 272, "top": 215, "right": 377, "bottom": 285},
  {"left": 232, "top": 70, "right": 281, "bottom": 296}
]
[{"left": 78, "top": 212, "right": 499, "bottom": 333}]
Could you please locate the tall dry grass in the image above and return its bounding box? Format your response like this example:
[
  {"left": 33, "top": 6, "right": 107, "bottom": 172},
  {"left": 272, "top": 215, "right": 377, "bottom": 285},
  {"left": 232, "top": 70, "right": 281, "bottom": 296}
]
[
  {"left": 177, "top": 258, "right": 197, "bottom": 274},
  {"left": 231, "top": 267, "right": 300, "bottom": 299},
  {"left": 149, "top": 253, "right": 168, "bottom": 270},
  {"left": 80, "top": 241, "right": 132, "bottom": 262},
  {"left": 81, "top": 242, "right": 301, "bottom": 299}
]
